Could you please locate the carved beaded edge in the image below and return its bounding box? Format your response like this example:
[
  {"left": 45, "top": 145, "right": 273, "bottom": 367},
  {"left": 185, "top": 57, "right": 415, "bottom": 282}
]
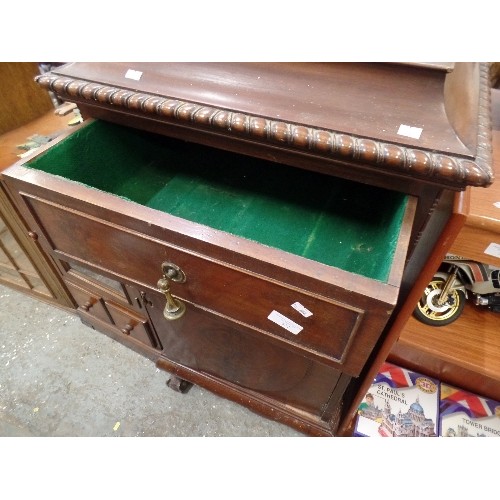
[{"left": 35, "top": 63, "right": 494, "bottom": 189}]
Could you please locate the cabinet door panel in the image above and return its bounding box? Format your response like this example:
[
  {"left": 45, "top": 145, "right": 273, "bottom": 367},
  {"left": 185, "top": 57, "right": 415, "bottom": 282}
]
[
  {"left": 145, "top": 289, "right": 341, "bottom": 417},
  {"left": 65, "top": 270, "right": 161, "bottom": 351}
]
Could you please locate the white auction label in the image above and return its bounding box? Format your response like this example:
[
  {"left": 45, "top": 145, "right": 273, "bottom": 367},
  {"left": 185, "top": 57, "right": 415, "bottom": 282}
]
[
  {"left": 268, "top": 310, "right": 303, "bottom": 335},
  {"left": 291, "top": 301, "right": 313, "bottom": 317},
  {"left": 125, "top": 69, "right": 143, "bottom": 81},
  {"left": 484, "top": 242, "right": 500, "bottom": 259},
  {"left": 397, "top": 124, "right": 423, "bottom": 140}
]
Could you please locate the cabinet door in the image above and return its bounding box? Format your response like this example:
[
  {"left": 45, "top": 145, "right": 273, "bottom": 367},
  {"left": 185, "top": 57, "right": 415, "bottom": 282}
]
[
  {"left": 63, "top": 263, "right": 162, "bottom": 356},
  {"left": 143, "top": 287, "right": 344, "bottom": 419},
  {"left": 0, "top": 183, "right": 72, "bottom": 307}
]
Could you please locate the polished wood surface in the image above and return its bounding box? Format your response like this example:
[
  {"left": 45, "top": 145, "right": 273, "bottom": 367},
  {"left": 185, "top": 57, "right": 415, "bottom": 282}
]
[
  {"left": 2, "top": 63, "right": 492, "bottom": 436},
  {"left": 0, "top": 201, "right": 53, "bottom": 297},
  {"left": 44, "top": 63, "right": 470, "bottom": 154},
  {"left": 3, "top": 153, "right": 357, "bottom": 435},
  {"left": 390, "top": 304, "right": 500, "bottom": 402},
  {"left": 2, "top": 125, "right": 416, "bottom": 374},
  {"left": 35, "top": 62, "right": 494, "bottom": 190}
]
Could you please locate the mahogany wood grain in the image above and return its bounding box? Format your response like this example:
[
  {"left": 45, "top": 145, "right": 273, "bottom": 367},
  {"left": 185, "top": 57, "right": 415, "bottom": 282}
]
[
  {"left": 46, "top": 63, "right": 470, "bottom": 155},
  {"left": 1, "top": 161, "right": 416, "bottom": 377},
  {"left": 2, "top": 63, "right": 494, "bottom": 437},
  {"left": 390, "top": 304, "right": 500, "bottom": 402},
  {"left": 4, "top": 159, "right": 353, "bottom": 433},
  {"left": 35, "top": 62, "right": 494, "bottom": 190},
  {"left": 1, "top": 108, "right": 418, "bottom": 436}
]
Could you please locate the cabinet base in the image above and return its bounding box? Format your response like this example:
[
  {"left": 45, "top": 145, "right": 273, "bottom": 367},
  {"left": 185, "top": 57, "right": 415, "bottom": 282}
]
[{"left": 156, "top": 356, "right": 343, "bottom": 437}]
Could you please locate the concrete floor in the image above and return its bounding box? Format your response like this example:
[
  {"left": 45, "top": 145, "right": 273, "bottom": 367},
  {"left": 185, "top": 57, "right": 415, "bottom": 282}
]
[{"left": 0, "top": 283, "right": 303, "bottom": 437}]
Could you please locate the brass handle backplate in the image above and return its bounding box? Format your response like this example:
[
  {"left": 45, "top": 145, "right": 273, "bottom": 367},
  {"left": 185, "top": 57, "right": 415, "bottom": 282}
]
[
  {"left": 157, "top": 261, "right": 186, "bottom": 320},
  {"left": 161, "top": 262, "right": 186, "bottom": 283}
]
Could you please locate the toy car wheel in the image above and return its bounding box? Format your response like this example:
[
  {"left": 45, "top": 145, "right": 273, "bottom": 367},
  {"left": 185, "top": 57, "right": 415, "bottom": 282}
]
[{"left": 413, "top": 277, "right": 466, "bottom": 326}]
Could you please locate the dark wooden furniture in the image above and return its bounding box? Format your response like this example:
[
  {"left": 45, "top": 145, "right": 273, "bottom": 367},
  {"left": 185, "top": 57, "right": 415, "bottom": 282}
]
[{"left": 0, "top": 62, "right": 494, "bottom": 436}]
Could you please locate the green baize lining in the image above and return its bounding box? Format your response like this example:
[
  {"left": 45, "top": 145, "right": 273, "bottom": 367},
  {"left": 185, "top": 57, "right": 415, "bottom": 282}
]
[{"left": 27, "top": 120, "right": 408, "bottom": 282}]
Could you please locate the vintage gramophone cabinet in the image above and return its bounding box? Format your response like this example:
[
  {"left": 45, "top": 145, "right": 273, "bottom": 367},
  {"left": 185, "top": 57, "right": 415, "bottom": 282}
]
[{"left": 0, "top": 63, "right": 493, "bottom": 436}]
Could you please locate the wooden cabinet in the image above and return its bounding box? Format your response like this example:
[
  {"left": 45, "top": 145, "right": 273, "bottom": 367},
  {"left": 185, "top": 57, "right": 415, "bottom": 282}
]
[
  {"left": 2, "top": 119, "right": 415, "bottom": 434},
  {"left": 0, "top": 62, "right": 494, "bottom": 435}
]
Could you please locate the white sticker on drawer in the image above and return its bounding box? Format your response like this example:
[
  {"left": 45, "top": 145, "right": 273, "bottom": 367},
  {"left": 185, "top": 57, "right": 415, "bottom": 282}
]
[
  {"left": 494, "top": 202, "right": 500, "bottom": 209},
  {"left": 125, "top": 69, "right": 143, "bottom": 81},
  {"left": 397, "top": 124, "right": 423, "bottom": 140},
  {"left": 268, "top": 310, "right": 303, "bottom": 335},
  {"left": 484, "top": 242, "right": 500, "bottom": 259},
  {"left": 291, "top": 301, "right": 313, "bottom": 317}
]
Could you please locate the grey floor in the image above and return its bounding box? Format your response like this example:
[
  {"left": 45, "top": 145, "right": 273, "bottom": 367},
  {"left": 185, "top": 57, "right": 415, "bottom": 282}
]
[{"left": 0, "top": 283, "right": 303, "bottom": 437}]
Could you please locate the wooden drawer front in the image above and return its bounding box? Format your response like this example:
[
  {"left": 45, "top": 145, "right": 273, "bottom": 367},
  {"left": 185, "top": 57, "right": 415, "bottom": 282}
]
[
  {"left": 65, "top": 278, "right": 160, "bottom": 351},
  {"left": 66, "top": 280, "right": 112, "bottom": 325},
  {"left": 18, "top": 192, "right": 394, "bottom": 375},
  {"left": 105, "top": 300, "right": 159, "bottom": 349}
]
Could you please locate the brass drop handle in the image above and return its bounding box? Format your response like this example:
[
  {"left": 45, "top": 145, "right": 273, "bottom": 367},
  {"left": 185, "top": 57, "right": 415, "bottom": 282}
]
[{"left": 157, "top": 262, "right": 186, "bottom": 320}]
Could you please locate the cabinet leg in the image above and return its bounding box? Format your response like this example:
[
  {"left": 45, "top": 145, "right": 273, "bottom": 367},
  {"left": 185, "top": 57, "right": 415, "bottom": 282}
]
[{"left": 166, "top": 375, "right": 193, "bottom": 394}]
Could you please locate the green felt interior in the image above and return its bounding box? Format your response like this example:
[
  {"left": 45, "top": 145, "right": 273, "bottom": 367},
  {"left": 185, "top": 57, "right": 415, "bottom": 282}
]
[{"left": 27, "top": 120, "right": 409, "bottom": 282}]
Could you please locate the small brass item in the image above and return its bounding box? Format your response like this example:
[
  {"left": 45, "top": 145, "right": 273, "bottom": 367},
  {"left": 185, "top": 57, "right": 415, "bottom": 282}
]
[
  {"left": 157, "top": 262, "right": 186, "bottom": 320},
  {"left": 161, "top": 262, "right": 186, "bottom": 283}
]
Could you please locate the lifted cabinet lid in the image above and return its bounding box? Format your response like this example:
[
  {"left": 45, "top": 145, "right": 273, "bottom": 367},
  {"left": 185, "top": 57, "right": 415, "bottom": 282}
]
[{"left": 35, "top": 62, "right": 494, "bottom": 191}]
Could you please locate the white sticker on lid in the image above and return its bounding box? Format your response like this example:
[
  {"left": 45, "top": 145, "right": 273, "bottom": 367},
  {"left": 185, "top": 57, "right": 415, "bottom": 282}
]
[
  {"left": 125, "top": 69, "right": 143, "bottom": 81},
  {"left": 397, "top": 124, "right": 423, "bottom": 140},
  {"left": 268, "top": 310, "right": 303, "bottom": 335},
  {"left": 291, "top": 302, "right": 313, "bottom": 317},
  {"left": 493, "top": 202, "right": 500, "bottom": 209},
  {"left": 484, "top": 242, "right": 500, "bottom": 259}
]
